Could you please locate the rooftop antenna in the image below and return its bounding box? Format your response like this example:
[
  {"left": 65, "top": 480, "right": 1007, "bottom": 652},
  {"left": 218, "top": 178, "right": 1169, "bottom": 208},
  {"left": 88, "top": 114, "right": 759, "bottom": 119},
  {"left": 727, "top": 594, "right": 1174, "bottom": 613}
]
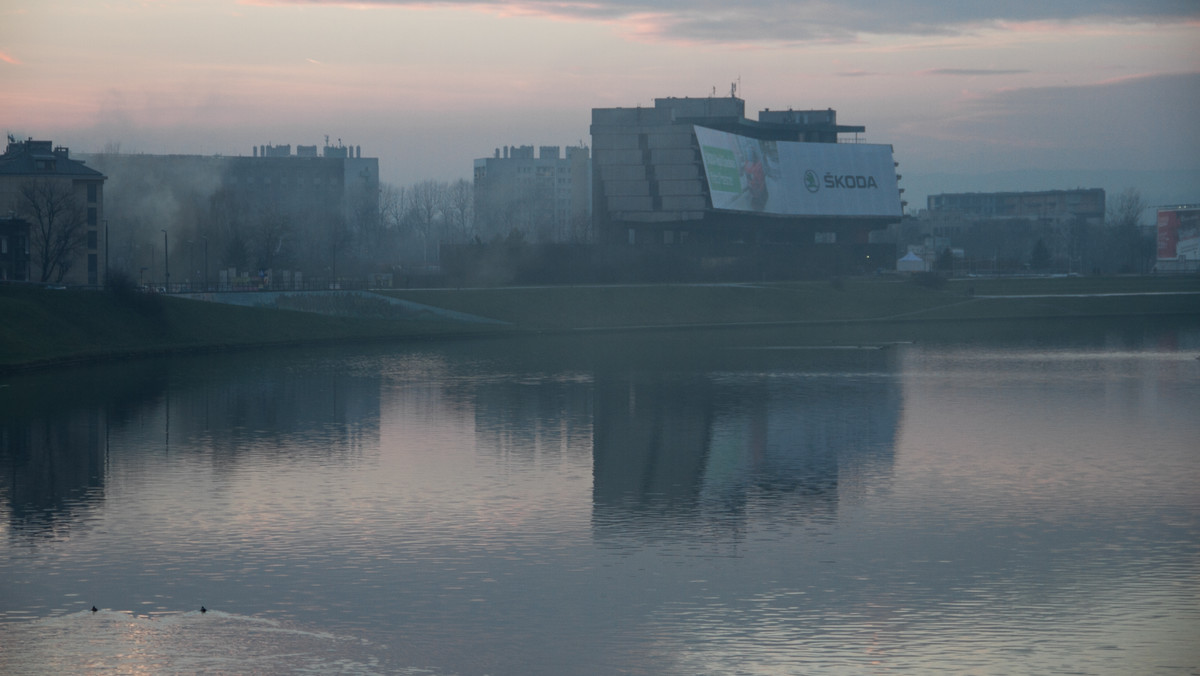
[{"left": 730, "top": 81, "right": 736, "bottom": 98}]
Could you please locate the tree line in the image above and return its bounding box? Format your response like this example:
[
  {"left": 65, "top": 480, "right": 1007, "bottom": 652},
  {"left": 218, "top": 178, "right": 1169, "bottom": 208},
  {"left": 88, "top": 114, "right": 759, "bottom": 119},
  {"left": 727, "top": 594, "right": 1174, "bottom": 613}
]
[
  {"left": 890, "top": 188, "right": 1158, "bottom": 276},
  {"left": 94, "top": 174, "right": 477, "bottom": 289}
]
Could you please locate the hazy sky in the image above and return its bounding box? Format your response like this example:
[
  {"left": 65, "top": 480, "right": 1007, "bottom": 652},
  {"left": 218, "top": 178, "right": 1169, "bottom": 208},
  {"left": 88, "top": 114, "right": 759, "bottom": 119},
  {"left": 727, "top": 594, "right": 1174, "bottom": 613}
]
[{"left": 3, "top": 0, "right": 1199, "bottom": 207}]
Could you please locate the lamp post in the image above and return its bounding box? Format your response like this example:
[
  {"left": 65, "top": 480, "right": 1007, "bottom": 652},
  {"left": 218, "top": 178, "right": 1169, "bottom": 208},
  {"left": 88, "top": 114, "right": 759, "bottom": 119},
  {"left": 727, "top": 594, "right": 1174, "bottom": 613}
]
[
  {"left": 103, "top": 219, "right": 108, "bottom": 287},
  {"left": 161, "top": 229, "right": 169, "bottom": 292},
  {"left": 201, "top": 235, "right": 209, "bottom": 291}
]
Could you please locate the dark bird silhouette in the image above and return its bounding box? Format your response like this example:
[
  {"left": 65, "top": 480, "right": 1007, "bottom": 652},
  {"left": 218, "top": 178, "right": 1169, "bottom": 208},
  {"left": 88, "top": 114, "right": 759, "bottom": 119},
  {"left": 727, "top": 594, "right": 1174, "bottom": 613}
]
[
  {"left": 200, "top": 606, "right": 207, "bottom": 613},
  {"left": 91, "top": 606, "right": 98, "bottom": 612}
]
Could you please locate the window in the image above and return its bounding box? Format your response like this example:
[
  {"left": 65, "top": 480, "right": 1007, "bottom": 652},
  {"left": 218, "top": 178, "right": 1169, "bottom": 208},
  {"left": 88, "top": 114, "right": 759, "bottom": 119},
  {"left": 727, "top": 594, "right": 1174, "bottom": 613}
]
[
  {"left": 1, "top": 236, "right": 7, "bottom": 254},
  {"left": 88, "top": 254, "right": 98, "bottom": 285}
]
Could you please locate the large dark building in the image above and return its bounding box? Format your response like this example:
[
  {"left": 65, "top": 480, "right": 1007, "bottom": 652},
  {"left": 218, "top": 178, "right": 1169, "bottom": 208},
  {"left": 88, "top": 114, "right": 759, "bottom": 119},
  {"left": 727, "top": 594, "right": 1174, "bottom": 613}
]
[{"left": 590, "top": 96, "right": 903, "bottom": 254}]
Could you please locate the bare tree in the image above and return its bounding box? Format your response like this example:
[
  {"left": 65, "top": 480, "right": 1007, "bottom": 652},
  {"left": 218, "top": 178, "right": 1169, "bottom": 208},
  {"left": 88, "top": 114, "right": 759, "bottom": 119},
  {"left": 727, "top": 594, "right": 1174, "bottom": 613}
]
[
  {"left": 408, "top": 180, "right": 444, "bottom": 265},
  {"left": 1108, "top": 187, "right": 1146, "bottom": 229},
  {"left": 445, "top": 178, "right": 474, "bottom": 244},
  {"left": 1106, "top": 188, "right": 1152, "bottom": 273},
  {"left": 250, "top": 204, "right": 292, "bottom": 274},
  {"left": 17, "top": 178, "right": 88, "bottom": 283}
]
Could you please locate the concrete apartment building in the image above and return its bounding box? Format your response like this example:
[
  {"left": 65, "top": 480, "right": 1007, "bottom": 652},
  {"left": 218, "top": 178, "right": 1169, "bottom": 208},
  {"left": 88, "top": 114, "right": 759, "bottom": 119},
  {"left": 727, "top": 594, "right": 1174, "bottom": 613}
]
[
  {"left": 0, "top": 138, "right": 107, "bottom": 286},
  {"left": 82, "top": 140, "right": 379, "bottom": 225},
  {"left": 473, "top": 144, "right": 591, "bottom": 242},
  {"left": 80, "top": 141, "right": 379, "bottom": 288},
  {"left": 590, "top": 96, "right": 902, "bottom": 250},
  {"left": 926, "top": 189, "right": 1106, "bottom": 223}
]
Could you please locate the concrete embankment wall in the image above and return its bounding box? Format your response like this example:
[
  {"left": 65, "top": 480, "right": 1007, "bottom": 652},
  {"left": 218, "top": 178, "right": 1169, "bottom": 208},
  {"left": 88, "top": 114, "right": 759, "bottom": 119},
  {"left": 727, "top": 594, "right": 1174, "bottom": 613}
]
[{"left": 179, "top": 290, "right": 507, "bottom": 325}]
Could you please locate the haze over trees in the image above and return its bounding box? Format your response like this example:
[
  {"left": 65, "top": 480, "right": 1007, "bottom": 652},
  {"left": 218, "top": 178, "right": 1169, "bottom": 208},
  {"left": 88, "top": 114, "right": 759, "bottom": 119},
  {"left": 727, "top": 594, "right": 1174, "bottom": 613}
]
[
  {"left": 883, "top": 187, "right": 1156, "bottom": 275},
  {"left": 92, "top": 147, "right": 478, "bottom": 288}
]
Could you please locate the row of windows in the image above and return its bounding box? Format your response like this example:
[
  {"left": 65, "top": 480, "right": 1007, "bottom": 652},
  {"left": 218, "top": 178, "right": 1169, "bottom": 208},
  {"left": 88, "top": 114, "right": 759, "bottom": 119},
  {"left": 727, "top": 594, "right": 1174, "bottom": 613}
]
[
  {"left": 228, "top": 176, "right": 342, "bottom": 186},
  {"left": 0, "top": 235, "right": 28, "bottom": 255}
]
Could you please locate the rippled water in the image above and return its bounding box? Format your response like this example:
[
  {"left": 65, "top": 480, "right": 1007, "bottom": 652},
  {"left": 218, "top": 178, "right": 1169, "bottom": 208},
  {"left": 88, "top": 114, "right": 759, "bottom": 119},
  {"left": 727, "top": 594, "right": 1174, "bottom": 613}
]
[{"left": 2, "top": 318, "right": 1198, "bottom": 675}]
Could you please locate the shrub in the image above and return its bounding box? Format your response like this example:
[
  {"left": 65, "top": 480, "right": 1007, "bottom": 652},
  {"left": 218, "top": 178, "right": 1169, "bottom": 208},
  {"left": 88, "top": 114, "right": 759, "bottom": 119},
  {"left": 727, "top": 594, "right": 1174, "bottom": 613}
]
[
  {"left": 105, "top": 269, "right": 163, "bottom": 317},
  {"left": 910, "top": 271, "right": 947, "bottom": 290}
]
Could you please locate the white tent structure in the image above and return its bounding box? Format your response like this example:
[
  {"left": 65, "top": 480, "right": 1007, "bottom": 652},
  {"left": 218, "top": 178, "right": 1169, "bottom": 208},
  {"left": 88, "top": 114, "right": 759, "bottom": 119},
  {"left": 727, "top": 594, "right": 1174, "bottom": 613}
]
[{"left": 897, "top": 251, "right": 927, "bottom": 273}]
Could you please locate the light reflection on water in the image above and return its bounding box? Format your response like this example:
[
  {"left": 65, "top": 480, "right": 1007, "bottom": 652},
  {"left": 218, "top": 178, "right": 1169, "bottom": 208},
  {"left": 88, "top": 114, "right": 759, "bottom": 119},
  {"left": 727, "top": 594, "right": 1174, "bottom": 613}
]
[{"left": 1, "top": 318, "right": 1199, "bottom": 675}]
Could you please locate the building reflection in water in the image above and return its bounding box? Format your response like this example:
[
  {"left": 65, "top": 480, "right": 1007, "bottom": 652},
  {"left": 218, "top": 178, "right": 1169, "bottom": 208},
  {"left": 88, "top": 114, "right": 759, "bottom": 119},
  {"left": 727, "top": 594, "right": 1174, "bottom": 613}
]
[
  {"left": 2, "top": 335, "right": 902, "bottom": 550},
  {"left": 591, "top": 346, "right": 903, "bottom": 543},
  {"left": 0, "top": 350, "right": 383, "bottom": 540},
  {"left": 0, "top": 361, "right": 165, "bottom": 537}
]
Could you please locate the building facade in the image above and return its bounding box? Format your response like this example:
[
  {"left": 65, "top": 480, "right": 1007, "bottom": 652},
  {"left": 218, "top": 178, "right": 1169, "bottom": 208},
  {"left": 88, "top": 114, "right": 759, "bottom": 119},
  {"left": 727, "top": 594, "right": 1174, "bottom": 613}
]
[
  {"left": 590, "top": 96, "right": 903, "bottom": 252},
  {"left": 473, "top": 144, "right": 590, "bottom": 242},
  {"left": 0, "top": 216, "right": 31, "bottom": 282},
  {"left": 1155, "top": 204, "right": 1200, "bottom": 273},
  {"left": 0, "top": 138, "right": 106, "bottom": 286},
  {"left": 79, "top": 141, "right": 379, "bottom": 287},
  {"left": 926, "top": 189, "right": 1106, "bottom": 223},
  {"left": 82, "top": 141, "right": 379, "bottom": 226}
]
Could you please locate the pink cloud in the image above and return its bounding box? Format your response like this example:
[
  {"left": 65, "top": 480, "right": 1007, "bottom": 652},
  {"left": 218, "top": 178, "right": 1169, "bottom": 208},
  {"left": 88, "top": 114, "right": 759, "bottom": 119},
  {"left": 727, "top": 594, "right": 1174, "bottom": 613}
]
[{"left": 0, "top": 50, "right": 22, "bottom": 65}]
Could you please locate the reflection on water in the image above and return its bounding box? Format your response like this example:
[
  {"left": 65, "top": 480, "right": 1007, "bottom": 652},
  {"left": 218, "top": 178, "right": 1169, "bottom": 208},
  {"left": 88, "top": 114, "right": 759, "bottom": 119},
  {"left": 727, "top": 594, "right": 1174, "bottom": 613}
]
[
  {"left": 2, "top": 318, "right": 1199, "bottom": 675},
  {"left": 592, "top": 348, "right": 901, "bottom": 549}
]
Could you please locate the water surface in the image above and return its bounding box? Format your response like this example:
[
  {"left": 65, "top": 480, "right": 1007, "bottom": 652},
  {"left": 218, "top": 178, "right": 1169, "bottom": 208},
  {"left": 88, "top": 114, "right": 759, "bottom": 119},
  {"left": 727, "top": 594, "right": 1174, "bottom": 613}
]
[{"left": 2, "top": 318, "right": 1198, "bottom": 674}]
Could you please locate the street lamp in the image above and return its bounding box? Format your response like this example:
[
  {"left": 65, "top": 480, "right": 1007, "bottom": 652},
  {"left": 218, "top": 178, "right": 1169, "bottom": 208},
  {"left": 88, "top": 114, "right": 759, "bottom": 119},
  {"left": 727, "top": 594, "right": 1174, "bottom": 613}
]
[
  {"left": 201, "top": 235, "right": 209, "bottom": 291},
  {"left": 103, "top": 219, "right": 108, "bottom": 287},
  {"left": 161, "top": 229, "right": 169, "bottom": 291}
]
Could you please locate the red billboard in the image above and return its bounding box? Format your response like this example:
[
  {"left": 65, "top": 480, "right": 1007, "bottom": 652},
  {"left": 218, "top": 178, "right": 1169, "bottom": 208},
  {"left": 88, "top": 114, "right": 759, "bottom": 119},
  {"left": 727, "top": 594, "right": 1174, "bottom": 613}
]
[{"left": 1157, "top": 207, "right": 1200, "bottom": 260}]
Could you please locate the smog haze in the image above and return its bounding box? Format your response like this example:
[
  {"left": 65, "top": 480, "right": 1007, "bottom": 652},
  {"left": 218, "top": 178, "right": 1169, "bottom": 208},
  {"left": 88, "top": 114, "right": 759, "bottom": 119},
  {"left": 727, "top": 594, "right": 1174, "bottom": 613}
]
[{"left": 3, "top": 0, "right": 1199, "bottom": 207}]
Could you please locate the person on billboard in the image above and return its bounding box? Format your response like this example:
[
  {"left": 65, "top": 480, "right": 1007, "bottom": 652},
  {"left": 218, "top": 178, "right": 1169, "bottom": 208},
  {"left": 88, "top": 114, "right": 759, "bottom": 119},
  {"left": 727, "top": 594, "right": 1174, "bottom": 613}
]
[{"left": 742, "top": 147, "right": 768, "bottom": 211}]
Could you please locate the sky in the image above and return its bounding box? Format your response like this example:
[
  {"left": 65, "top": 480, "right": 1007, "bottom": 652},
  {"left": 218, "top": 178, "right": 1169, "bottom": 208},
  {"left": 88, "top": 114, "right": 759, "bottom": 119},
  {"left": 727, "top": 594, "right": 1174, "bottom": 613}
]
[{"left": 3, "top": 0, "right": 1199, "bottom": 210}]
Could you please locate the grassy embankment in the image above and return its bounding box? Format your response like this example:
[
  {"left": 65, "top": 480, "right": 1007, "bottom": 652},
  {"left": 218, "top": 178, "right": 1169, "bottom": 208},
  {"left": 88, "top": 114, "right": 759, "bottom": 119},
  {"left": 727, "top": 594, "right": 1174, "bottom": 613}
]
[
  {"left": 0, "top": 285, "right": 495, "bottom": 370},
  {"left": 381, "top": 275, "right": 1200, "bottom": 330},
  {"left": 2, "top": 275, "right": 1198, "bottom": 371}
]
